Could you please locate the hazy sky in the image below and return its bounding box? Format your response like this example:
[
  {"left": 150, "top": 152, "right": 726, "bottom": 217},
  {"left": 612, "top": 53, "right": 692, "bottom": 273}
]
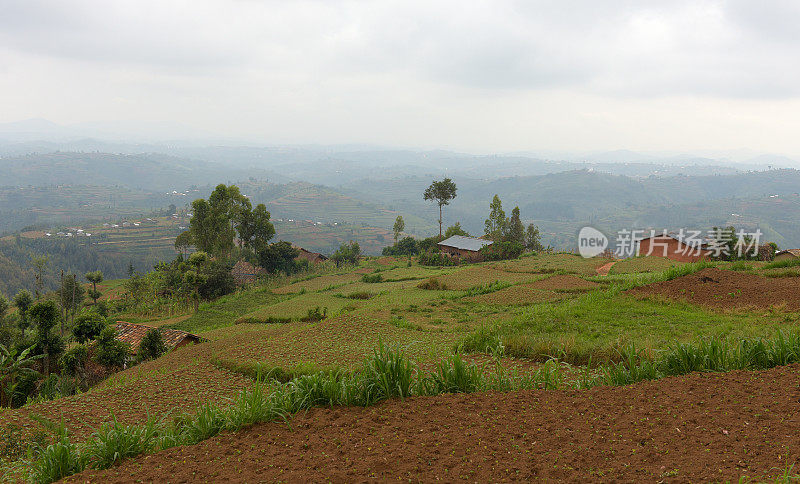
[{"left": 2, "top": 0, "right": 800, "bottom": 153}]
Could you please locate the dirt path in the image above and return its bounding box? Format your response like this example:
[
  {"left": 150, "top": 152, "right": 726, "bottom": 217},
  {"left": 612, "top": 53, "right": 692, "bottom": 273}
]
[
  {"left": 68, "top": 365, "right": 800, "bottom": 483},
  {"left": 596, "top": 260, "right": 617, "bottom": 276}
]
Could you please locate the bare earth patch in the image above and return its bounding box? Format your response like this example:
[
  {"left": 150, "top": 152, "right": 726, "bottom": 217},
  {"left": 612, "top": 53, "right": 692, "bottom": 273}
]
[
  {"left": 68, "top": 365, "right": 800, "bottom": 483},
  {"left": 628, "top": 267, "right": 800, "bottom": 310}
]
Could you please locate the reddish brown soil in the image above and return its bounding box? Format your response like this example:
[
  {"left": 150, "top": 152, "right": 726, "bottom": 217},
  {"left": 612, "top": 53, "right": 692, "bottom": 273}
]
[
  {"left": 66, "top": 365, "right": 800, "bottom": 483},
  {"left": 596, "top": 260, "right": 617, "bottom": 276},
  {"left": 526, "top": 274, "right": 599, "bottom": 290},
  {"left": 629, "top": 267, "right": 800, "bottom": 310}
]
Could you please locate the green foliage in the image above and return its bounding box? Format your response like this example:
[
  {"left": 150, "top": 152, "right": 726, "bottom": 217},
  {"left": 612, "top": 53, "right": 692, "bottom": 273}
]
[
  {"left": 416, "top": 278, "right": 448, "bottom": 290},
  {"left": 382, "top": 236, "right": 419, "bottom": 256},
  {"left": 418, "top": 250, "right": 457, "bottom": 266},
  {"left": 137, "top": 329, "right": 168, "bottom": 362},
  {"left": 525, "top": 223, "right": 544, "bottom": 251},
  {"left": 424, "top": 178, "right": 457, "bottom": 237},
  {"left": 84, "top": 417, "right": 159, "bottom": 470},
  {"left": 444, "top": 222, "right": 469, "bottom": 238},
  {"left": 60, "top": 345, "right": 89, "bottom": 378},
  {"left": 764, "top": 258, "right": 800, "bottom": 269},
  {"left": 0, "top": 343, "right": 42, "bottom": 407},
  {"left": 480, "top": 240, "right": 524, "bottom": 261},
  {"left": 13, "top": 289, "right": 34, "bottom": 333},
  {"left": 419, "top": 353, "right": 483, "bottom": 394},
  {"left": 505, "top": 206, "right": 525, "bottom": 245},
  {"left": 93, "top": 327, "right": 129, "bottom": 369},
  {"left": 72, "top": 312, "right": 106, "bottom": 344},
  {"left": 28, "top": 301, "right": 64, "bottom": 375},
  {"left": 57, "top": 273, "right": 85, "bottom": 321},
  {"left": 331, "top": 241, "right": 361, "bottom": 267},
  {"left": 0, "top": 293, "right": 9, "bottom": 320},
  {"left": 361, "top": 273, "right": 383, "bottom": 283},
  {"left": 392, "top": 215, "right": 405, "bottom": 243},
  {"left": 257, "top": 241, "right": 302, "bottom": 275},
  {"left": 300, "top": 307, "right": 327, "bottom": 322},
  {"left": 484, "top": 194, "right": 507, "bottom": 241},
  {"left": 29, "top": 423, "right": 86, "bottom": 484}
]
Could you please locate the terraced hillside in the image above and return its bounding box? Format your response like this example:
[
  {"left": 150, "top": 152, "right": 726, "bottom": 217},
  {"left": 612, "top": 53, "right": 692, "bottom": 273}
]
[{"left": 4, "top": 253, "right": 800, "bottom": 481}]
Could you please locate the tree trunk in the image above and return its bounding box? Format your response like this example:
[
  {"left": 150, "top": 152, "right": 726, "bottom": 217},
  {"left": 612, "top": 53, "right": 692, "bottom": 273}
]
[{"left": 438, "top": 204, "right": 443, "bottom": 237}]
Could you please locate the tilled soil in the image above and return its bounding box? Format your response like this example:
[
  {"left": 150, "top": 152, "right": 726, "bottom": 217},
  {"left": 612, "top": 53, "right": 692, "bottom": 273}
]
[
  {"left": 526, "top": 274, "right": 599, "bottom": 290},
  {"left": 67, "top": 365, "right": 800, "bottom": 483},
  {"left": 628, "top": 267, "right": 800, "bottom": 310}
]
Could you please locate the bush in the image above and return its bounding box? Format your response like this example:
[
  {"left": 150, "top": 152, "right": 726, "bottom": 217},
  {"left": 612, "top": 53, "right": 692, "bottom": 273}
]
[
  {"left": 300, "top": 307, "right": 327, "bottom": 322},
  {"left": 480, "top": 241, "right": 524, "bottom": 261},
  {"left": 418, "top": 251, "right": 457, "bottom": 266},
  {"left": 137, "top": 329, "right": 167, "bottom": 362},
  {"left": 331, "top": 241, "right": 361, "bottom": 267},
  {"left": 72, "top": 313, "right": 106, "bottom": 344},
  {"left": 60, "top": 345, "right": 89, "bottom": 377},
  {"left": 417, "top": 278, "right": 448, "bottom": 290},
  {"left": 347, "top": 291, "right": 375, "bottom": 300},
  {"left": 198, "top": 262, "right": 236, "bottom": 300},
  {"left": 93, "top": 327, "right": 129, "bottom": 369},
  {"left": 381, "top": 237, "right": 419, "bottom": 257},
  {"left": 361, "top": 273, "right": 383, "bottom": 283}
]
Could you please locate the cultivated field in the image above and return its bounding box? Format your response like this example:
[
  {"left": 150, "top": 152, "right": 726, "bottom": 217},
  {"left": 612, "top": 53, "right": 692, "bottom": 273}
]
[{"left": 4, "top": 253, "right": 800, "bottom": 481}]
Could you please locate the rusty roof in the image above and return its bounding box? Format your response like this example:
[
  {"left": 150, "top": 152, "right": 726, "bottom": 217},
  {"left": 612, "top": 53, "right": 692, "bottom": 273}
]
[
  {"left": 295, "top": 247, "right": 328, "bottom": 263},
  {"left": 114, "top": 322, "right": 203, "bottom": 354},
  {"left": 776, "top": 249, "right": 800, "bottom": 258}
]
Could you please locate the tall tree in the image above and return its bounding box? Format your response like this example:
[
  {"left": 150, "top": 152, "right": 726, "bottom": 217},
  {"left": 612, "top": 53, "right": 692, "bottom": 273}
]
[
  {"left": 444, "top": 222, "right": 469, "bottom": 238},
  {"left": 423, "top": 178, "right": 457, "bottom": 238},
  {"left": 31, "top": 256, "right": 48, "bottom": 300},
  {"left": 85, "top": 271, "right": 104, "bottom": 305},
  {"left": 12, "top": 290, "right": 33, "bottom": 335},
  {"left": 238, "top": 203, "right": 275, "bottom": 252},
  {"left": 174, "top": 230, "right": 193, "bottom": 257},
  {"left": 393, "top": 216, "right": 405, "bottom": 243},
  {"left": 190, "top": 184, "right": 253, "bottom": 258},
  {"left": 484, "top": 195, "right": 507, "bottom": 241},
  {"left": 58, "top": 273, "right": 85, "bottom": 331},
  {"left": 28, "top": 301, "right": 64, "bottom": 375},
  {"left": 506, "top": 207, "right": 525, "bottom": 245},
  {"left": 525, "top": 223, "right": 544, "bottom": 251}
]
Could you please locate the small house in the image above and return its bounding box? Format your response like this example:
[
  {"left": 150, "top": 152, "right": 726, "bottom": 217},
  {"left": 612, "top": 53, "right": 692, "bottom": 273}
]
[
  {"left": 437, "top": 235, "right": 493, "bottom": 262},
  {"left": 114, "top": 322, "right": 204, "bottom": 356},
  {"left": 636, "top": 234, "right": 711, "bottom": 262},
  {"left": 774, "top": 249, "right": 800, "bottom": 262},
  {"left": 294, "top": 247, "right": 328, "bottom": 264},
  {"left": 231, "top": 260, "right": 266, "bottom": 285}
]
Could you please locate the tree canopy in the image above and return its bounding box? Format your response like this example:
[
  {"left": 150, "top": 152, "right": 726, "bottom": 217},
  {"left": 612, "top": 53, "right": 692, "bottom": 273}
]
[{"left": 423, "top": 178, "right": 457, "bottom": 237}]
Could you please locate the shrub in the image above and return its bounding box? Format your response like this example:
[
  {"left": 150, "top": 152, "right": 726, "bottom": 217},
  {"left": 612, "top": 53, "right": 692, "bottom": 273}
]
[
  {"left": 480, "top": 241, "right": 524, "bottom": 261},
  {"left": 60, "top": 345, "right": 89, "bottom": 377},
  {"left": 417, "top": 278, "right": 448, "bottom": 290},
  {"left": 137, "top": 329, "right": 167, "bottom": 362},
  {"left": 300, "top": 307, "right": 327, "bottom": 322},
  {"left": 347, "top": 291, "right": 375, "bottom": 300},
  {"left": 84, "top": 418, "right": 159, "bottom": 469},
  {"left": 382, "top": 237, "right": 419, "bottom": 257},
  {"left": 418, "top": 251, "right": 457, "bottom": 266},
  {"left": 361, "top": 273, "right": 383, "bottom": 283},
  {"left": 93, "top": 327, "right": 129, "bottom": 369},
  {"left": 72, "top": 313, "right": 106, "bottom": 344},
  {"left": 331, "top": 241, "right": 361, "bottom": 267},
  {"left": 420, "top": 354, "right": 484, "bottom": 395}
]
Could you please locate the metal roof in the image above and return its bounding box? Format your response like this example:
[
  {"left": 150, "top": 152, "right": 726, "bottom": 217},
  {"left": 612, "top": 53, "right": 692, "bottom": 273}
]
[{"left": 437, "top": 235, "right": 493, "bottom": 252}]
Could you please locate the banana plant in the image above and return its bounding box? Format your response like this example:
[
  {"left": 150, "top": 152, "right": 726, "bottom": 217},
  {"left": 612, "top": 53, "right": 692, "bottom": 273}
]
[{"left": 0, "top": 343, "right": 43, "bottom": 407}]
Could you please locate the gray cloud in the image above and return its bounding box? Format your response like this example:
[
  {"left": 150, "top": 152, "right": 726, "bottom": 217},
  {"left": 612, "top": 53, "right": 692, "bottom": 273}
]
[{"left": 1, "top": 0, "right": 800, "bottom": 152}]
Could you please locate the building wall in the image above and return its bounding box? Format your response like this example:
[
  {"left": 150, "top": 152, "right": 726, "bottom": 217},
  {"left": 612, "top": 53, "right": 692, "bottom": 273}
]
[
  {"left": 637, "top": 236, "right": 710, "bottom": 263},
  {"left": 439, "top": 245, "right": 484, "bottom": 262}
]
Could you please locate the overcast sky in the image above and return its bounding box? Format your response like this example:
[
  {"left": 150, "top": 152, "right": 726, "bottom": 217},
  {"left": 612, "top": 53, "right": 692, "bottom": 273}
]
[{"left": 2, "top": 0, "right": 800, "bottom": 154}]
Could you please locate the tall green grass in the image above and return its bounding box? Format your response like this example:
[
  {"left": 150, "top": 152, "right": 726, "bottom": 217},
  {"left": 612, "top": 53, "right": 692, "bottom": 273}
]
[{"left": 764, "top": 258, "right": 800, "bottom": 270}]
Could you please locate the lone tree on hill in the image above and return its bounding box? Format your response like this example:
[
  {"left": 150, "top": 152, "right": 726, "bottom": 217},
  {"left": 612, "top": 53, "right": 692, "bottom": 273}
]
[
  {"left": 423, "top": 178, "right": 457, "bottom": 238},
  {"left": 484, "top": 195, "right": 507, "bottom": 242},
  {"left": 393, "top": 215, "right": 405, "bottom": 243}
]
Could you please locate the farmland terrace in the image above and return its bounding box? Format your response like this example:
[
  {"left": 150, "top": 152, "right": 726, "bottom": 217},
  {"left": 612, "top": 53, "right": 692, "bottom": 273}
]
[{"left": 3, "top": 254, "right": 800, "bottom": 481}]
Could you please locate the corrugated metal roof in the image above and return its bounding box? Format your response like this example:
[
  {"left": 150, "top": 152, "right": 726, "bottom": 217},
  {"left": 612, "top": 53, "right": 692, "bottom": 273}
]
[
  {"left": 437, "top": 235, "right": 493, "bottom": 252},
  {"left": 114, "top": 322, "right": 204, "bottom": 354}
]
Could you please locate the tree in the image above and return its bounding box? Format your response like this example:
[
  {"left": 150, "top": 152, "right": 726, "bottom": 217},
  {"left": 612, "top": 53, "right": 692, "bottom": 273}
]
[
  {"left": 423, "top": 178, "right": 457, "bottom": 238},
  {"left": 392, "top": 216, "right": 405, "bottom": 243},
  {"left": 0, "top": 294, "right": 8, "bottom": 322},
  {"left": 238, "top": 203, "right": 275, "bottom": 251},
  {"left": 72, "top": 312, "right": 106, "bottom": 344},
  {"left": 190, "top": 184, "right": 251, "bottom": 258},
  {"left": 484, "top": 195, "right": 507, "bottom": 242},
  {"left": 174, "top": 230, "right": 193, "bottom": 257},
  {"left": 525, "top": 223, "right": 544, "bottom": 251},
  {"left": 85, "top": 271, "right": 104, "bottom": 305},
  {"left": 258, "top": 241, "right": 301, "bottom": 274},
  {"left": 58, "top": 273, "right": 85, "bottom": 330},
  {"left": 31, "top": 256, "right": 49, "bottom": 300},
  {"left": 28, "top": 301, "right": 64, "bottom": 375},
  {"left": 13, "top": 290, "right": 34, "bottom": 335},
  {"left": 331, "top": 241, "right": 361, "bottom": 267},
  {"left": 505, "top": 207, "right": 525, "bottom": 245},
  {"left": 382, "top": 236, "right": 419, "bottom": 257},
  {"left": 137, "top": 329, "right": 167, "bottom": 362},
  {"left": 93, "top": 327, "right": 129, "bottom": 369},
  {"left": 124, "top": 272, "right": 150, "bottom": 306},
  {"left": 444, "top": 222, "right": 469, "bottom": 238}
]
